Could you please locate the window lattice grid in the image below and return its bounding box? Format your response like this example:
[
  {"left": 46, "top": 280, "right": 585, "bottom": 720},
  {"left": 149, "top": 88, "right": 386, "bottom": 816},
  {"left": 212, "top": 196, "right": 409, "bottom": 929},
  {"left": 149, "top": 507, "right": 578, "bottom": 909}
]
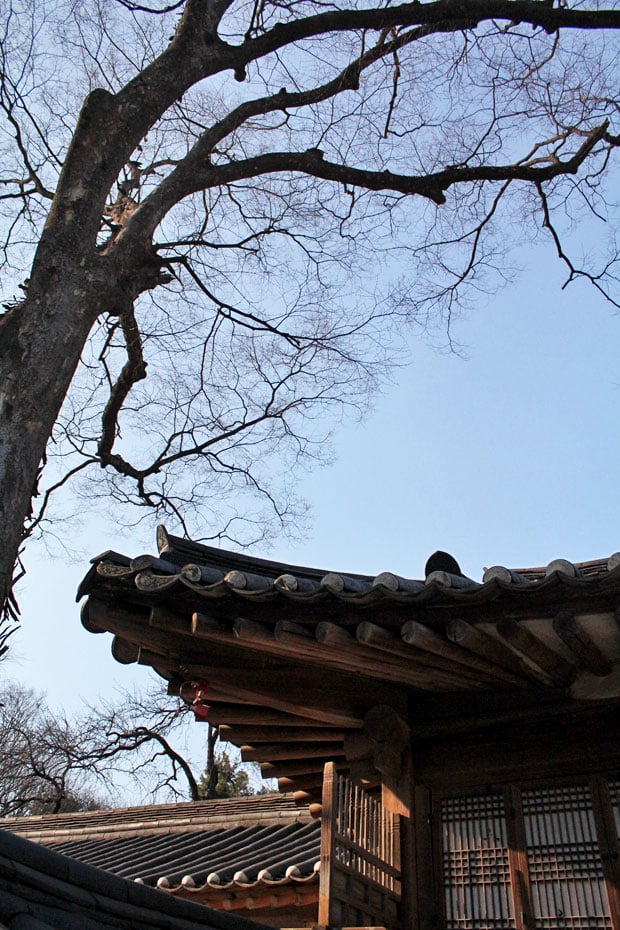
[
  {"left": 441, "top": 794, "right": 515, "bottom": 930},
  {"left": 521, "top": 785, "right": 612, "bottom": 930}
]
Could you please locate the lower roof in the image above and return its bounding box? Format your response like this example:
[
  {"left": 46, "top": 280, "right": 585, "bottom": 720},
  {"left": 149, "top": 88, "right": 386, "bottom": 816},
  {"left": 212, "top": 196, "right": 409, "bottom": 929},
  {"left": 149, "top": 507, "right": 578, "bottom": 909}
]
[
  {"left": 5, "top": 794, "right": 308, "bottom": 843},
  {"left": 0, "top": 828, "right": 274, "bottom": 930},
  {"left": 2, "top": 795, "right": 320, "bottom": 915}
]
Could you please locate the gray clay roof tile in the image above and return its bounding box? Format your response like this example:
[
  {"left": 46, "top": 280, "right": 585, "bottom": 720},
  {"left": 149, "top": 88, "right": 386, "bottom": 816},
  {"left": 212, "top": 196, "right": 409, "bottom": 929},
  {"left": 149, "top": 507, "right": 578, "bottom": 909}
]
[{"left": 3, "top": 796, "right": 320, "bottom": 900}]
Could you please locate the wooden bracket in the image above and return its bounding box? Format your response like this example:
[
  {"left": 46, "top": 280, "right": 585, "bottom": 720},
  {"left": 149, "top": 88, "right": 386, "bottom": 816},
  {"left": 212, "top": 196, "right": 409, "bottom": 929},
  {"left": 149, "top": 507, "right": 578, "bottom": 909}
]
[{"left": 363, "top": 705, "right": 411, "bottom": 778}]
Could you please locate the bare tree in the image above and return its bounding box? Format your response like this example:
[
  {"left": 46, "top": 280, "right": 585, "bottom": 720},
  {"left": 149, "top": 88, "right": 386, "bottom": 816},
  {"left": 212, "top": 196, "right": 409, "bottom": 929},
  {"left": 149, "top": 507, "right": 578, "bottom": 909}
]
[
  {"left": 1, "top": 1, "right": 619, "bottom": 642},
  {"left": 0, "top": 682, "right": 107, "bottom": 815},
  {"left": 0, "top": 680, "right": 253, "bottom": 815}
]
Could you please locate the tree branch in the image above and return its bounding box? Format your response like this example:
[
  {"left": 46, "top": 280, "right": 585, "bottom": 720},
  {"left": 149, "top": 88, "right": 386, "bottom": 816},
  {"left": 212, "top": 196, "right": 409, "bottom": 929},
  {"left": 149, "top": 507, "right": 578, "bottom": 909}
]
[
  {"left": 237, "top": 0, "right": 620, "bottom": 73},
  {"left": 98, "top": 305, "right": 149, "bottom": 464}
]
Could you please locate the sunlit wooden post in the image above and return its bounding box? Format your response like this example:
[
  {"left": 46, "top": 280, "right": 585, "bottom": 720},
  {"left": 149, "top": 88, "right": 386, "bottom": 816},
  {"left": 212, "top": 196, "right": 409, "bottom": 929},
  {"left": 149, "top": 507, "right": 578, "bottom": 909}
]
[{"left": 318, "top": 761, "right": 336, "bottom": 928}]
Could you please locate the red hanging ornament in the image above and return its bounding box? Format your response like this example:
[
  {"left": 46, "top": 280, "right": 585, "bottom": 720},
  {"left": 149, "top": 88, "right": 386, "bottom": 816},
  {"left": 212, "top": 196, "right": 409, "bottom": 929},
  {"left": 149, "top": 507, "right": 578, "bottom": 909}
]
[{"left": 190, "top": 679, "right": 210, "bottom": 721}]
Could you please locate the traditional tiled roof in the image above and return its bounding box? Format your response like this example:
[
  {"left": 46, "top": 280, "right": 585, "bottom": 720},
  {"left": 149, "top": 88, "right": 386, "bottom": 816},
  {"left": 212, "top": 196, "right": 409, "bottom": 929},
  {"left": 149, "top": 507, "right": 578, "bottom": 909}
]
[
  {"left": 79, "top": 527, "right": 620, "bottom": 616},
  {"left": 2, "top": 796, "right": 320, "bottom": 916},
  {"left": 0, "top": 828, "right": 274, "bottom": 930},
  {"left": 78, "top": 527, "right": 620, "bottom": 798},
  {"left": 5, "top": 794, "right": 308, "bottom": 843}
]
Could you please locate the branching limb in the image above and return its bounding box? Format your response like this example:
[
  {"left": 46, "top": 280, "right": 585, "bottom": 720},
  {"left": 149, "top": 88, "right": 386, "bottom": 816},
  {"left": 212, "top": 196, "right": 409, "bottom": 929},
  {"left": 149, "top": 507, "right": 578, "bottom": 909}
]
[
  {"left": 236, "top": 1, "right": 620, "bottom": 76},
  {"left": 93, "top": 724, "right": 201, "bottom": 800},
  {"left": 178, "top": 257, "right": 303, "bottom": 347},
  {"left": 98, "top": 305, "right": 149, "bottom": 465},
  {"left": 535, "top": 181, "right": 620, "bottom": 309},
  {"left": 121, "top": 115, "right": 614, "bottom": 256}
]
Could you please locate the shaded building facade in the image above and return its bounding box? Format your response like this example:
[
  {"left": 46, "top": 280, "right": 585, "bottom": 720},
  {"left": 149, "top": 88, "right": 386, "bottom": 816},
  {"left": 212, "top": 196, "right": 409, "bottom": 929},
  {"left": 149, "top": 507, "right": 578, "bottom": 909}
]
[{"left": 78, "top": 526, "right": 620, "bottom": 929}]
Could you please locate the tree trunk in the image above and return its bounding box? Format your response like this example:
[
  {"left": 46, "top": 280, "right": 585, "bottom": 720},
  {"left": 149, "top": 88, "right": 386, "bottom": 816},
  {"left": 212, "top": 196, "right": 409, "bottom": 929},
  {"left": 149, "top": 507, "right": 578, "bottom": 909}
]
[
  {"left": 0, "top": 280, "right": 99, "bottom": 609},
  {"left": 0, "top": 84, "right": 159, "bottom": 616}
]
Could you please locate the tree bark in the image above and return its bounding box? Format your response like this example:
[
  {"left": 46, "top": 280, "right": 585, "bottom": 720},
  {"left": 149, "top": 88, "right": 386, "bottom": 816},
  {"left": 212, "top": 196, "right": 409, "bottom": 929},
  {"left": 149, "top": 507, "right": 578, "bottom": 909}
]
[
  {"left": 0, "top": 83, "right": 168, "bottom": 611},
  {"left": 0, "top": 282, "right": 99, "bottom": 607}
]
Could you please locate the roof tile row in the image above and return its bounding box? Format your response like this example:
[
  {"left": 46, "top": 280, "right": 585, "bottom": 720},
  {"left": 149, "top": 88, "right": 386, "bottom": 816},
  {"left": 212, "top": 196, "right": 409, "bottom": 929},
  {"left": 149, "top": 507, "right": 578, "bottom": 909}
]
[
  {"left": 78, "top": 526, "right": 620, "bottom": 613},
  {"left": 4, "top": 796, "right": 320, "bottom": 901}
]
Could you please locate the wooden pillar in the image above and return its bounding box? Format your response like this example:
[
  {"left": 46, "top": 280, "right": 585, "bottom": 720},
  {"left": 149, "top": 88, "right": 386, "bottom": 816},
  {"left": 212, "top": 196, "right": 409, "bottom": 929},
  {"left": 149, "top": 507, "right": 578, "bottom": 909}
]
[
  {"left": 317, "top": 761, "right": 336, "bottom": 929},
  {"left": 382, "top": 749, "right": 415, "bottom": 930},
  {"left": 591, "top": 775, "right": 620, "bottom": 930},
  {"left": 363, "top": 705, "right": 416, "bottom": 930},
  {"left": 504, "top": 784, "right": 534, "bottom": 930}
]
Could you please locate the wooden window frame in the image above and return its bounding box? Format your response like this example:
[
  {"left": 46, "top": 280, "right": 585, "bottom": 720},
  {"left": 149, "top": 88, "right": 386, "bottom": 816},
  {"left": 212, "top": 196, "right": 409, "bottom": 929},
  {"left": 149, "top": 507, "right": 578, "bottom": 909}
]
[{"left": 427, "top": 772, "right": 620, "bottom": 930}]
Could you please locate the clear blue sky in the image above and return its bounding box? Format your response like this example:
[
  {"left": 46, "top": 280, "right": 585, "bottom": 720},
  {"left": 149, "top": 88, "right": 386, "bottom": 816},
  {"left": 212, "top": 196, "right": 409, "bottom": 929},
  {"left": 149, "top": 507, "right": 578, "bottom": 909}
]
[{"left": 7, "top": 239, "right": 620, "bottom": 799}]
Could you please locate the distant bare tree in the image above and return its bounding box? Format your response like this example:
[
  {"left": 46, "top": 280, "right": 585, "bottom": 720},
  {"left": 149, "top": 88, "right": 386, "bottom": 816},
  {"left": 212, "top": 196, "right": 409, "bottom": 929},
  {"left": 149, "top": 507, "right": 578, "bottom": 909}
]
[
  {"left": 0, "top": 680, "right": 255, "bottom": 815},
  {"left": 1, "top": 1, "right": 619, "bottom": 645},
  {"left": 84, "top": 687, "right": 205, "bottom": 802},
  {"left": 0, "top": 683, "right": 106, "bottom": 815}
]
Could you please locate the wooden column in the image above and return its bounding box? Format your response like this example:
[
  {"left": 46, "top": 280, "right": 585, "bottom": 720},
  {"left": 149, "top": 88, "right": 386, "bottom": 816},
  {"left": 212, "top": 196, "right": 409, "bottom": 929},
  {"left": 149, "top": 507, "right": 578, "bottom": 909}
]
[
  {"left": 591, "top": 775, "right": 620, "bottom": 930},
  {"left": 318, "top": 761, "right": 336, "bottom": 930},
  {"left": 504, "top": 784, "right": 534, "bottom": 930},
  {"left": 363, "top": 706, "right": 416, "bottom": 930},
  {"left": 412, "top": 783, "right": 435, "bottom": 930},
  {"left": 383, "top": 748, "right": 415, "bottom": 930}
]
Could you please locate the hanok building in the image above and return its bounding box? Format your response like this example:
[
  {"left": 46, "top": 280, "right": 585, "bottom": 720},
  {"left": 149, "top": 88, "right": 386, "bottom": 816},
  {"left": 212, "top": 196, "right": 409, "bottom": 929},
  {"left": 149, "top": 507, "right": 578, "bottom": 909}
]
[{"left": 78, "top": 526, "right": 620, "bottom": 930}]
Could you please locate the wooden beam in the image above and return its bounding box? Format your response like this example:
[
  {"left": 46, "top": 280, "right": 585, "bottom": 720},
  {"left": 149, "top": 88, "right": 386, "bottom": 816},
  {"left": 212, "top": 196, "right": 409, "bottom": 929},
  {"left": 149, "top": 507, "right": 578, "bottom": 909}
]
[
  {"left": 111, "top": 636, "right": 139, "bottom": 664},
  {"left": 446, "top": 619, "right": 546, "bottom": 684},
  {"left": 198, "top": 612, "right": 372, "bottom": 686},
  {"left": 408, "top": 695, "right": 609, "bottom": 739},
  {"left": 317, "top": 621, "right": 492, "bottom": 692},
  {"left": 150, "top": 606, "right": 192, "bottom": 635},
  {"left": 137, "top": 646, "right": 180, "bottom": 668},
  {"left": 191, "top": 612, "right": 232, "bottom": 639},
  {"left": 218, "top": 724, "right": 347, "bottom": 743},
  {"left": 241, "top": 616, "right": 458, "bottom": 691},
  {"left": 315, "top": 621, "right": 357, "bottom": 646},
  {"left": 278, "top": 773, "right": 326, "bottom": 792},
  {"left": 206, "top": 707, "right": 346, "bottom": 729},
  {"left": 415, "top": 708, "right": 620, "bottom": 788},
  {"left": 316, "top": 621, "right": 497, "bottom": 691},
  {"left": 188, "top": 885, "right": 319, "bottom": 912},
  {"left": 496, "top": 617, "right": 577, "bottom": 687},
  {"left": 275, "top": 619, "right": 314, "bottom": 638},
  {"left": 81, "top": 600, "right": 110, "bottom": 634},
  {"left": 159, "top": 662, "right": 365, "bottom": 729},
  {"left": 241, "top": 743, "right": 347, "bottom": 763},
  {"left": 553, "top": 612, "right": 613, "bottom": 676},
  {"left": 87, "top": 599, "right": 184, "bottom": 657},
  {"left": 260, "top": 758, "right": 347, "bottom": 779},
  {"left": 400, "top": 618, "right": 529, "bottom": 687},
  {"left": 236, "top": 615, "right": 483, "bottom": 692},
  {"left": 151, "top": 610, "right": 294, "bottom": 672},
  {"left": 356, "top": 620, "right": 509, "bottom": 688}
]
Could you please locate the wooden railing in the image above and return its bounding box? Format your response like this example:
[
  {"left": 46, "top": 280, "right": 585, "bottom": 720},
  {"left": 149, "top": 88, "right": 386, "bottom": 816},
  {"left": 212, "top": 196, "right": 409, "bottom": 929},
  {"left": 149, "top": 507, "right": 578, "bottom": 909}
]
[{"left": 319, "top": 762, "right": 402, "bottom": 929}]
